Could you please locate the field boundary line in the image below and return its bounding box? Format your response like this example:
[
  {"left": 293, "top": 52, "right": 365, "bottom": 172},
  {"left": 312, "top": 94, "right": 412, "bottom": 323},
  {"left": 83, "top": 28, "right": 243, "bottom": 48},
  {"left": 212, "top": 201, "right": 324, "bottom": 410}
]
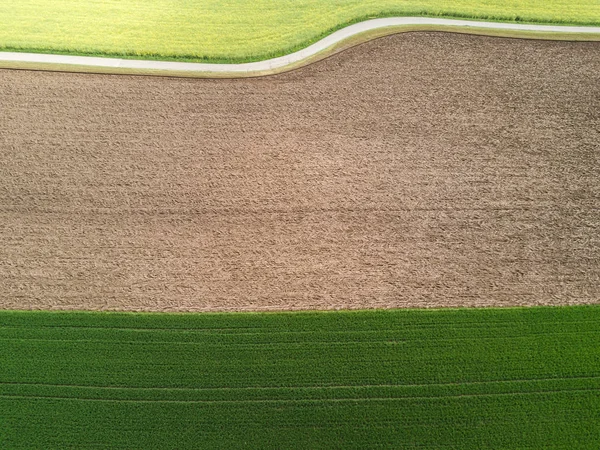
[{"left": 1, "top": 18, "right": 599, "bottom": 78}]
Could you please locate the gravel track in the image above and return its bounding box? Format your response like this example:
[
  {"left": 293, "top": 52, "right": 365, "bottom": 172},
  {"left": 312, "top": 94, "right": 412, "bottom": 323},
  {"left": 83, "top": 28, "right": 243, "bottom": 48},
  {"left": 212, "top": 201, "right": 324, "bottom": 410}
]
[
  {"left": 1, "top": 32, "right": 599, "bottom": 311},
  {"left": 1, "top": 18, "right": 600, "bottom": 75}
]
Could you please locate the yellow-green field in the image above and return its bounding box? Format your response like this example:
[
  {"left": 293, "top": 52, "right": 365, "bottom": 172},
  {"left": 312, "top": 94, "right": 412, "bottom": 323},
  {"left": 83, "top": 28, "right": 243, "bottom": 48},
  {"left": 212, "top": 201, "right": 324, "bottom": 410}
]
[{"left": 2, "top": 0, "right": 600, "bottom": 63}]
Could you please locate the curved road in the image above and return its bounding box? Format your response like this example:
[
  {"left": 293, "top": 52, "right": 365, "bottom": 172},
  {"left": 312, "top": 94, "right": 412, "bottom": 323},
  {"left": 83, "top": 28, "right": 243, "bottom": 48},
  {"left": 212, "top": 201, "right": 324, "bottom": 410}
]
[{"left": 1, "top": 17, "right": 599, "bottom": 75}]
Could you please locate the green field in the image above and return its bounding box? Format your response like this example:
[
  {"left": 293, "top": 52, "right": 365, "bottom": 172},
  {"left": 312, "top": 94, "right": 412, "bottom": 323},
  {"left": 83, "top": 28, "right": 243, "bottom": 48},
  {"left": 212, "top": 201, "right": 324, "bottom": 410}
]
[
  {"left": 1, "top": 306, "right": 600, "bottom": 448},
  {"left": 1, "top": 1, "right": 600, "bottom": 63}
]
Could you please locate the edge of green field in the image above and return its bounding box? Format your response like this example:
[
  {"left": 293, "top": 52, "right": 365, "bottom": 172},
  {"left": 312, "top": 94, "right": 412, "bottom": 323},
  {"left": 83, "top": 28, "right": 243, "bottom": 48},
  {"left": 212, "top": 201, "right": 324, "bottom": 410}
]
[{"left": 1, "top": 302, "right": 598, "bottom": 319}]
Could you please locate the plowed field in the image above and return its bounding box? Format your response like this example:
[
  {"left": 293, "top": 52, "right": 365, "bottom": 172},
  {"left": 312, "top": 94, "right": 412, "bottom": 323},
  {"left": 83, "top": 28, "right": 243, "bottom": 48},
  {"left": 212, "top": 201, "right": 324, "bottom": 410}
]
[{"left": 1, "top": 32, "right": 599, "bottom": 311}]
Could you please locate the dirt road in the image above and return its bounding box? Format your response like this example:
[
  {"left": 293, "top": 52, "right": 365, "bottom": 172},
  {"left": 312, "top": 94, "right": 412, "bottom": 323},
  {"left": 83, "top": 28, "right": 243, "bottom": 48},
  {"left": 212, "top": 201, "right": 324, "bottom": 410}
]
[
  {"left": 1, "top": 18, "right": 599, "bottom": 75},
  {"left": 1, "top": 33, "right": 598, "bottom": 311}
]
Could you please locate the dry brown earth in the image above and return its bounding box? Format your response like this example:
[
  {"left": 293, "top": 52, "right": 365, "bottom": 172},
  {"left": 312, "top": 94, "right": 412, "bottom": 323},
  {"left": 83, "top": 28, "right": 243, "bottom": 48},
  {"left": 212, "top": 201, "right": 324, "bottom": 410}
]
[{"left": 0, "top": 33, "right": 599, "bottom": 311}]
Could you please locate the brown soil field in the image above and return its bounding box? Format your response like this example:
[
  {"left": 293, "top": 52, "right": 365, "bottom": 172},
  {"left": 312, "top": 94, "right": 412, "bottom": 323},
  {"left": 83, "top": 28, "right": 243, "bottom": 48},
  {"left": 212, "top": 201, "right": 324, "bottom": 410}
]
[{"left": 0, "top": 33, "right": 599, "bottom": 312}]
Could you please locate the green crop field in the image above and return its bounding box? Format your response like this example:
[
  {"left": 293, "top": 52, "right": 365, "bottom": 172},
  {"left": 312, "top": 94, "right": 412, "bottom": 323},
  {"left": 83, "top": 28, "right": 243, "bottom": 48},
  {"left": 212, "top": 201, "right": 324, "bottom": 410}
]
[
  {"left": 1, "top": 306, "right": 600, "bottom": 448},
  {"left": 1, "top": 1, "right": 600, "bottom": 63}
]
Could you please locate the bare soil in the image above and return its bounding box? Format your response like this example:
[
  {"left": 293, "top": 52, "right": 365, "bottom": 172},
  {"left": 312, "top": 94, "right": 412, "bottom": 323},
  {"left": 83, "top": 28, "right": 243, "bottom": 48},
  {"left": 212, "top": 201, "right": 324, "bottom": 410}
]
[{"left": 0, "top": 33, "right": 599, "bottom": 311}]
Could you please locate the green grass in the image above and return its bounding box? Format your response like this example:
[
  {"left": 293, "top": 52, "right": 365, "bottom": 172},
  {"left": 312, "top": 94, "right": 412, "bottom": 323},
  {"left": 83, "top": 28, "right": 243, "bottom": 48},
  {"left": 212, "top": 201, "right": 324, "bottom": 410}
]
[
  {"left": 1, "top": 306, "right": 600, "bottom": 448},
  {"left": 1, "top": 1, "right": 600, "bottom": 63}
]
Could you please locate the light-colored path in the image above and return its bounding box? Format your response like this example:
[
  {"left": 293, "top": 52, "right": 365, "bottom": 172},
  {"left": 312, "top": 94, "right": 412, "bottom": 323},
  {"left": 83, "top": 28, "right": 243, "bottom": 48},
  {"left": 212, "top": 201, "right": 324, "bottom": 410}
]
[{"left": 1, "top": 17, "right": 600, "bottom": 75}]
